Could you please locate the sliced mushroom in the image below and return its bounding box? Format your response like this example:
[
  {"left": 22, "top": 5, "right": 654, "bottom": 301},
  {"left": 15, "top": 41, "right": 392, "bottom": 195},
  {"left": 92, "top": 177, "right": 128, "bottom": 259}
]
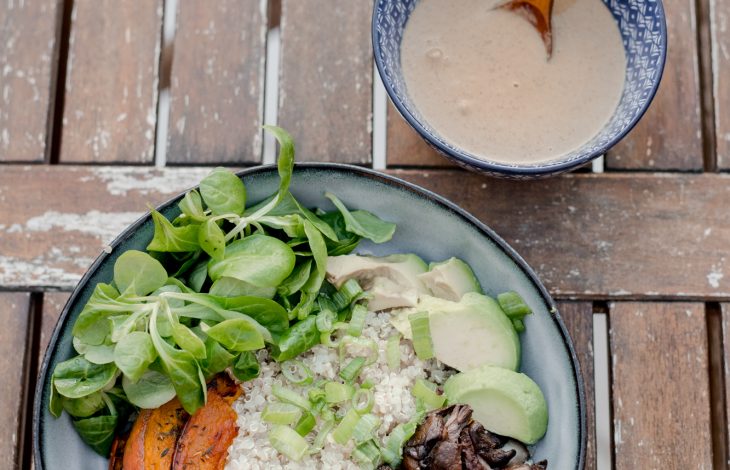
[
  {"left": 404, "top": 405, "right": 548, "bottom": 470},
  {"left": 431, "top": 440, "right": 463, "bottom": 470},
  {"left": 502, "top": 439, "right": 530, "bottom": 466},
  {"left": 506, "top": 461, "right": 548, "bottom": 470}
]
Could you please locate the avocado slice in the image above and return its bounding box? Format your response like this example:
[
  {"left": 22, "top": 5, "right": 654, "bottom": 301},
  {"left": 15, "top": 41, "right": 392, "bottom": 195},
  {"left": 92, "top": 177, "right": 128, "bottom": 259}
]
[
  {"left": 444, "top": 365, "right": 548, "bottom": 444},
  {"left": 326, "top": 254, "right": 429, "bottom": 311},
  {"left": 424, "top": 293, "right": 520, "bottom": 371},
  {"left": 418, "top": 257, "right": 483, "bottom": 301}
]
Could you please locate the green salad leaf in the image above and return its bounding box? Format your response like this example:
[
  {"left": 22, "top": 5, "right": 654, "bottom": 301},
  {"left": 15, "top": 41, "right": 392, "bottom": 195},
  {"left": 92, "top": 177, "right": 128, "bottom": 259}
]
[
  {"left": 199, "top": 167, "right": 246, "bottom": 216},
  {"left": 49, "top": 125, "right": 403, "bottom": 457}
]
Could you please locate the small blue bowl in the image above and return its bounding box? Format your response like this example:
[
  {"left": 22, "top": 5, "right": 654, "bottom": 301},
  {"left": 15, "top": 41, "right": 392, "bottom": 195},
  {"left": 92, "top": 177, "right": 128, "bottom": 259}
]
[{"left": 373, "top": 0, "right": 668, "bottom": 178}]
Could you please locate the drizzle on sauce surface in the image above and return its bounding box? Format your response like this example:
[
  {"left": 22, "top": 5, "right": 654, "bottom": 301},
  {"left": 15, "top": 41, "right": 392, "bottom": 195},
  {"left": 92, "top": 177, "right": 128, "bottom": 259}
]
[{"left": 401, "top": 0, "right": 626, "bottom": 164}]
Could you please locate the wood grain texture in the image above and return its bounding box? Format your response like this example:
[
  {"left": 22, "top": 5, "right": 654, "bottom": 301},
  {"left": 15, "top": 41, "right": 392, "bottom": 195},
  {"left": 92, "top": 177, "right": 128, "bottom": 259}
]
[
  {"left": 278, "top": 0, "right": 373, "bottom": 163},
  {"left": 386, "top": 102, "right": 456, "bottom": 167},
  {"left": 393, "top": 170, "right": 730, "bottom": 299},
  {"left": 606, "top": 0, "right": 703, "bottom": 170},
  {"left": 167, "top": 0, "right": 267, "bottom": 164},
  {"left": 0, "top": 0, "right": 60, "bottom": 162},
  {"left": 0, "top": 165, "right": 214, "bottom": 289},
  {"left": 3, "top": 167, "right": 730, "bottom": 298},
  {"left": 557, "top": 302, "right": 595, "bottom": 469},
  {"left": 0, "top": 293, "right": 31, "bottom": 469},
  {"left": 610, "top": 302, "right": 712, "bottom": 468},
  {"left": 59, "top": 0, "right": 162, "bottom": 163},
  {"left": 40, "top": 292, "right": 71, "bottom": 363},
  {"left": 721, "top": 303, "right": 730, "bottom": 457},
  {"left": 712, "top": 0, "right": 730, "bottom": 168}
]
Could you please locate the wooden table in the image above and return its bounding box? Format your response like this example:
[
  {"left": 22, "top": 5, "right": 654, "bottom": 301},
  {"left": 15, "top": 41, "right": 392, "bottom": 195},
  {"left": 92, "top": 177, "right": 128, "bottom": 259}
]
[{"left": 1, "top": 0, "right": 728, "bottom": 468}]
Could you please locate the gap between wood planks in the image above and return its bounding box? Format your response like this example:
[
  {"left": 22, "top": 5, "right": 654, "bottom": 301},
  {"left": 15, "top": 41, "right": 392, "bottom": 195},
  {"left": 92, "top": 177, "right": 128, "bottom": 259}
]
[
  {"left": 19, "top": 292, "right": 43, "bottom": 470},
  {"left": 47, "top": 0, "right": 74, "bottom": 165},
  {"left": 707, "top": 302, "right": 729, "bottom": 468}
]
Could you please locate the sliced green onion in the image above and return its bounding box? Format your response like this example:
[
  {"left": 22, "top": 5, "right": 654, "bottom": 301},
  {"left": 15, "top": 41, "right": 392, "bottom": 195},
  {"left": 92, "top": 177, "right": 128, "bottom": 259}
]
[
  {"left": 512, "top": 317, "right": 526, "bottom": 333},
  {"left": 381, "top": 419, "right": 419, "bottom": 466},
  {"left": 316, "top": 308, "right": 337, "bottom": 333},
  {"left": 294, "top": 411, "right": 317, "bottom": 436},
  {"left": 339, "top": 357, "right": 366, "bottom": 382},
  {"left": 262, "top": 403, "right": 302, "bottom": 425},
  {"left": 317, "top": 294, "right": 338, "bottom": 313},
  {"left": 351, "top": 388, "right": 374, "bottom": 414},
  {"left": 311, "top": 399, "right": 326, "bottom": 417},
  {"left": 352, "top": 413, "right": 381, "bottom": 444},
  {"left": 272, "top": 384, "right": 311, "bottom": 410},
  {"left": 332, "top": 279, "right": 363, "bottom": 310},
  {"left": 386, "top": 334, "right": 401, "bottom": 370},
  {"left": 360, "top": 378, "right": 375, "bottom": 390},
  {"left": 309, "top": 419, "right": 335, "bottom": 454},
  {"left": 319, "top": 407, "right": 335, "bottom": 422},
  {"left": 352, "top": 439, "right": 383, "bottom": 467},
  {"left": 339, "top": 336, "right": 378, "bottom": 365},
  {"left": 282, "top": 360, "right": 314, "bottom": 385},
  {"left": 268, "top": 425, "right": 309, "bottom": 461},
  {"left": 347, "top": 304, "right": 368, "bottom": 336},
  {"left": 320, "top": 323, "right": 349, "bottom": 347},
  {"left": 497, "top": 291, "right": 532, "bottom": 318},
  {"left": 332, "top": 408, "right": 360, "bottom": 444},
  {"left": 308, "top": 387, "right": 325, "bottom": 403},
  {"left": 409, "top": 311, "right": 434, "bottom": 360},
  {"left": 324, "top": 381, "right": 354, "bottom": 403},
  {"left": 412, "top": 379, "right": 445, "bottom": 411}
]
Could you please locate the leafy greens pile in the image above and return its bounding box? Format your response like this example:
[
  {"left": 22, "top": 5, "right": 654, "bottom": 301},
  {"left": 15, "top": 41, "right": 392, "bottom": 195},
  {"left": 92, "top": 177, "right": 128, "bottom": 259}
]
[{"left": 49, "top": 126, "right": 396, "bottom": 455}]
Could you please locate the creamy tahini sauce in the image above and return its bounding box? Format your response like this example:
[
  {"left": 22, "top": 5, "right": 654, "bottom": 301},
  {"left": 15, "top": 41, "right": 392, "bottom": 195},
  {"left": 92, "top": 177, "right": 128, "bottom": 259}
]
[{"left": 401, "top": 0, "right": 626, "bottom": 164}]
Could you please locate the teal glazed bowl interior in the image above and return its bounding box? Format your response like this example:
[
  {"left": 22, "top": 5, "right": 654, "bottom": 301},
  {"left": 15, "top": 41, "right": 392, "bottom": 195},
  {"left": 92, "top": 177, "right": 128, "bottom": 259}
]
[
  {"left": 34, "top": 164, "right": 585, "bottom": 469},
  {"left": 373, "top": 0, "right": 668, "bottom": 178}
]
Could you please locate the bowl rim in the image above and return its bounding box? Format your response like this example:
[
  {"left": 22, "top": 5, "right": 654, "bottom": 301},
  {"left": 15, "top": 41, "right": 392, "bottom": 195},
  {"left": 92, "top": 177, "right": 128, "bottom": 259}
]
[
  {"left": 34, "top": 163, "right": 586, "bottom": 469},
  {"left": 372, "top": 0, "right": 669, "bottom": 176}
]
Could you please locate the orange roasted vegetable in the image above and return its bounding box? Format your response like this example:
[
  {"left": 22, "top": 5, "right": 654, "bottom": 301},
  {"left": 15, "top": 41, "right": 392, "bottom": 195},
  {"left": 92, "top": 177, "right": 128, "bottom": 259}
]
[
  {"left": 108, "top": 432, "right": 128, "bottom": 470},
  {"left": 171, "top": 374, "right": 242, "bottom": 469},
  {"left": 121, "top": 398, "right": 189, "bottom": 469},
  {"left": 111, "top": 374, "right": 241, "bottom": 469}
]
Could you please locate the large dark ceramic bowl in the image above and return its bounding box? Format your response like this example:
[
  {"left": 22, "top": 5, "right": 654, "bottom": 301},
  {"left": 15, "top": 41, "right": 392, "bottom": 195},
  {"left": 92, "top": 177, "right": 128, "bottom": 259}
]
[
  {"left": 373, "top": 0, "right": 668, "bottom": 178},
  {"left": 34, "top": 164, "right": 585, "bottom": 469}
]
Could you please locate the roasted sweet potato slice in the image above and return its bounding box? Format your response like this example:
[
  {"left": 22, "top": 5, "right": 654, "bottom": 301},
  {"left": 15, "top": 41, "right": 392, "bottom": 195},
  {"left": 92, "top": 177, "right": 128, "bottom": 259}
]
[
  {"left": 171, "top": 378, "right": 242, "bottom": 469},
  {"left": 108, "top": 431, "right": 128, "bottom": 470},
  {"left": 114, "top": 374, "right": 240, "bottom": 469},
  {"left": 121, "top": 409, "right": 151, "bottom": 469},
  {"left": 121, "top": 398, "right": 189, "bottom": 469},
  {"left": 143, "top": 398, "right": 189, "bottom": 469},
  {"left": 207, "top": 373, "right": 241, "bottom": 403}
]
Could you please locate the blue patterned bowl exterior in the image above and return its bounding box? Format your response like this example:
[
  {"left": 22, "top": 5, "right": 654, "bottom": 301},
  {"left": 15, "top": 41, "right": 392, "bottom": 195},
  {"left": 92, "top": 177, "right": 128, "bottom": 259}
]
[{"left": 373, "top": 0, "right": 668, "bottom": 178}]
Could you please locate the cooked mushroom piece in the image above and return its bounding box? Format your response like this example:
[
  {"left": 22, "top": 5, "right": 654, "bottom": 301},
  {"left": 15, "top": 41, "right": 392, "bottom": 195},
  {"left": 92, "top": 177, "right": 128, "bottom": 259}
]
[
  {"left": 404, "top": 405, "right": 548, "bottom": 470},
  {"left": 506, "top": 461, "right": 548, "bottom": 470},
  {"left": 502, "top": 439, "right": 530, "bottom": 466}
]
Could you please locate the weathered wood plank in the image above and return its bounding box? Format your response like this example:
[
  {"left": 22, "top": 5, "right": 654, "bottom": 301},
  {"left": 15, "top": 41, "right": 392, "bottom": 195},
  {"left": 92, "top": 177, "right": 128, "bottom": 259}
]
[
  {"left": 59, "top": 0, "right": 162, "bottom": 163},
  {"left": 720, "top": 303, "right": 730, "bottom": 458},
  {"left": 557, "top": 302, "right": 595, "bottom": 469},
  {"left": 167, "top": 0, "right": 267, "bottom": 164},
  {"left": 2, "top": 166, "right": 730, "bottom": 298},
  {"left": 606, "top": 0, "right": 703, "bottom": 170},
  {"left": 278, "top": 0, "right": 373, "bottom": 163},
  {"left": 0, "top": 293, "right": 31, "bottom": 469},
  {"left": 0, "top": 165, "right": 214, "bottom": 289},
  {"left": 712, "top": 0, "right": 730, "bottom": 168},
  {"left": 393, "top": 170, "right": 730, "bottom": 299},
  {"left": 0, "top": 0, "right": 60, "bottom": 162},
  {"left": 610, "top": 302, "right": 712, "bottom": 468},
  {"left": 40, "top": 292, "right": 71, "bottom": 364},
  {"left": 386, "top": 102, "right": 455, "bottom": 167}
]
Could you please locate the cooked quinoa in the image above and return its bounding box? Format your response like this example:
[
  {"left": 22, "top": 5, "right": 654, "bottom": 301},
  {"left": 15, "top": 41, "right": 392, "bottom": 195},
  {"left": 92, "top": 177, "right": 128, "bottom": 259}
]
[{"left": 225, "top": 312, "right": 450, "bottom": 470}]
